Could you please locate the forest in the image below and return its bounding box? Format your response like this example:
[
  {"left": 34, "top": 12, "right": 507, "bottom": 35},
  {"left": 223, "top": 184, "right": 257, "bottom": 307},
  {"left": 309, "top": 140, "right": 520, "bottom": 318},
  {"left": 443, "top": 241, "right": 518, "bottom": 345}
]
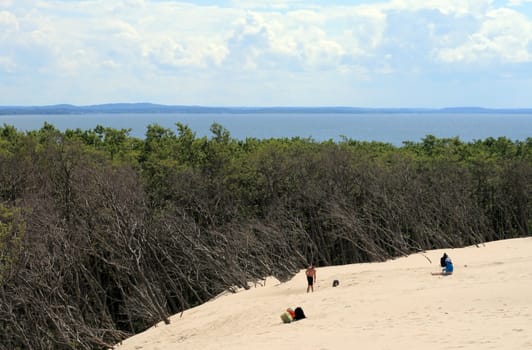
[{"left": 0, "top": 121, "right": 530, "bottom": 349}]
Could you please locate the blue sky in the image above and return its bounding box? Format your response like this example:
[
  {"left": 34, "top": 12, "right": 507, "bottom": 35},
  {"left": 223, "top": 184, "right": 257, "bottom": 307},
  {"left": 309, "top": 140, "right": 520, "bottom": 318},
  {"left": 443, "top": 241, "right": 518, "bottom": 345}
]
[{"left": 1, "top": 0, "right": 532, "bottom": 107}]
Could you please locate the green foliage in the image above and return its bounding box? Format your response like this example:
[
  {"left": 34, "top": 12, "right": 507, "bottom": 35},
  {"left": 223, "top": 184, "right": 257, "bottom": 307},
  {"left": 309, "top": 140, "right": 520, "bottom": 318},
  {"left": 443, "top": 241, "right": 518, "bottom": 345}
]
[{"left": 0, "top": 124, "right": 24, "bottom": 157}]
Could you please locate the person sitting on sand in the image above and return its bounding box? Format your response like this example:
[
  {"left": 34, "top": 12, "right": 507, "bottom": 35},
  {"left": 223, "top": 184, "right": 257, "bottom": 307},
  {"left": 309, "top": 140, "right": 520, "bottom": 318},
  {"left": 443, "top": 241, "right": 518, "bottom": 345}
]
[
  {"left": 306, "top": 265, "right": 317, "bottom": 293},
  {"left": 432, "top": 255, "right": 453, "bottom": 276}
]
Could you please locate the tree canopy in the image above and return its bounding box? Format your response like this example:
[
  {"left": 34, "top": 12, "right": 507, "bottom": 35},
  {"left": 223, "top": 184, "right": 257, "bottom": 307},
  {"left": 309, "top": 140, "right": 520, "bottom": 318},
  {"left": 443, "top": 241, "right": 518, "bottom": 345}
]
[{"left": 0, "top": 122, "right": 530, "bottom": 349}]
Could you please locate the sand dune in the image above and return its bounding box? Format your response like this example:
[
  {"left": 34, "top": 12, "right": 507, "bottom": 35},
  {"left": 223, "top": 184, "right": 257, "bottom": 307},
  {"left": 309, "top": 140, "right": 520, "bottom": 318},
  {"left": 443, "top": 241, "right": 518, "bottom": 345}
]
[{"left": 114, "top": 238, "right": 532, "bottom": 350}]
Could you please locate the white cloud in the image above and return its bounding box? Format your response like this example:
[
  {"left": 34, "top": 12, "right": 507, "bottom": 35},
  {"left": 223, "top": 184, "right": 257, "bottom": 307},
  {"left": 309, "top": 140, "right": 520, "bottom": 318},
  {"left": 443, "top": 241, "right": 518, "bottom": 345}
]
[
  {"left": 386, "top": 0, "right": 492, "bottom": 17},
  {"left": 143, "top": 36, "right": 229, "bottom": 69},
  {"left": 223, "top": 6, "right": 388, "bottom": 73},
  {"left": 436, "top": 8, "right": 532, "bottom": 63},
  {"left": 101, "top": 19, "right": 140, "bottom": 41},
  {"left": 0, "top": 10, "right": 18, "bottom": 38},
  {"left": 297, "top": 27, "right": 346, "bottom": 68}
]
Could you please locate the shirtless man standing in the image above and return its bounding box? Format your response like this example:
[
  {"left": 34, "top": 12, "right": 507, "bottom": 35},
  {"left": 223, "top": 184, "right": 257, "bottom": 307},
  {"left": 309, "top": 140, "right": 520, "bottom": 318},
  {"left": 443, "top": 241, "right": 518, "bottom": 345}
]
[{"left": 306, "top": 265, "right": 317, "bottom": 293}]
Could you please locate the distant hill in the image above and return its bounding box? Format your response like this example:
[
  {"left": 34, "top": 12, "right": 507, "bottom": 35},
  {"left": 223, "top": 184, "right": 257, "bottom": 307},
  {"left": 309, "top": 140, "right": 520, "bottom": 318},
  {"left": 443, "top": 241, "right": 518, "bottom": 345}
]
[{"left": 1, "top": 103, "right": 532, "bottom": 115}]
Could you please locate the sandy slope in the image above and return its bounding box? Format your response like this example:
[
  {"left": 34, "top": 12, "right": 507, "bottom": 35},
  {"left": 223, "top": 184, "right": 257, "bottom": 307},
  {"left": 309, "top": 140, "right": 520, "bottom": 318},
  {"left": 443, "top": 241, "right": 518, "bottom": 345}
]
[{"left": 114, "top": 238, "right": 532, "bottom": 350}]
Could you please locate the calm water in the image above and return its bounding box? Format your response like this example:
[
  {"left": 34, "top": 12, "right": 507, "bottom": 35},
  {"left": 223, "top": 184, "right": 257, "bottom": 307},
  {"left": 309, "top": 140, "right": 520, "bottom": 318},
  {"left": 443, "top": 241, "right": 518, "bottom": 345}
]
[{"left": 0, "top": 113, "right": 531, "bottom": 146}]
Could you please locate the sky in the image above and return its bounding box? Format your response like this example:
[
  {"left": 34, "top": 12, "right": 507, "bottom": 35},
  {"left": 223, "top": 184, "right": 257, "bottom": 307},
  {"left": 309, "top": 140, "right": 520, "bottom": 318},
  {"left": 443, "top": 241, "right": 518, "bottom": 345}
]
[{"left": 1, "top": 0, "right": 532, "bottom": 107}]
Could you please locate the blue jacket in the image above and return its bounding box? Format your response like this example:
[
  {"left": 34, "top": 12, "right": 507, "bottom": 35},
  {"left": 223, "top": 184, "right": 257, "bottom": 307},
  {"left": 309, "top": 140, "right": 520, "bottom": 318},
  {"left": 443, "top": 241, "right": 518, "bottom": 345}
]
[{"left": 445, "top": 259, "right": 454, "bottom": 273}]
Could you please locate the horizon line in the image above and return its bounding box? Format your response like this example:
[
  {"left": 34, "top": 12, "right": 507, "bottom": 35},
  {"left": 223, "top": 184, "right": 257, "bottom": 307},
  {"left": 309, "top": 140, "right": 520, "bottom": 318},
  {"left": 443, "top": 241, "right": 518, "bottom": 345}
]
[{"left": 2, "top": 103, "right": 532, "bottom": 110}]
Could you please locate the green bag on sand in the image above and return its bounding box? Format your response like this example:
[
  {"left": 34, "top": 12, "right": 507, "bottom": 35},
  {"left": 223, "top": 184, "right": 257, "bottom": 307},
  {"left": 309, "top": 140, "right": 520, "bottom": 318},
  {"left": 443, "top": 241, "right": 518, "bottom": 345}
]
[{"left": 280, "top": 312, "right": 292, "bottom": 323}]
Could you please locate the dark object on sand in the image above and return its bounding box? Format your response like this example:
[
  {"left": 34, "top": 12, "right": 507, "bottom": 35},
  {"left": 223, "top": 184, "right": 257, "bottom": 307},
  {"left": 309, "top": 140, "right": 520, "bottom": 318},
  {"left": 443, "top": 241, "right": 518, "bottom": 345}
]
[
  {"left": 294, "top": 307, "right": 306, "bottom": 321},
  {"left": 332, "top": 279, "right": 339, "bottom": 287}
]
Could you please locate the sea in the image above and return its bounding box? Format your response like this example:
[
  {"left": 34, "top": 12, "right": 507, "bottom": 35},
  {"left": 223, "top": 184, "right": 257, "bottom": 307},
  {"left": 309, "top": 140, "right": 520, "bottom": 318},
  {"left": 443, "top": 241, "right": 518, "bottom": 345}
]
[{"left": 0, "top": 113, "right": 531, "bottom": 146}]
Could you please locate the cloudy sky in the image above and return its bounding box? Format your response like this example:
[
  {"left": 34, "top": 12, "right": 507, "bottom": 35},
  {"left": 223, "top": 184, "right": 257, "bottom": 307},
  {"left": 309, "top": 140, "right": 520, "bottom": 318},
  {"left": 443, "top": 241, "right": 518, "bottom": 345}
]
[{"left": 1, "top": 0, "right": 532, "bottom": 107}]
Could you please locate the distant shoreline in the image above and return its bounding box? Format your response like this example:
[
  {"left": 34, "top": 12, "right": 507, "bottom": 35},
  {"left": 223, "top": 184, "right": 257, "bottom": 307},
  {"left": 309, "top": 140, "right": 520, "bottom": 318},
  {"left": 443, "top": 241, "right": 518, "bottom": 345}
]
[{"left": 2, "top": 103, "right": 532, "bottom": 115}]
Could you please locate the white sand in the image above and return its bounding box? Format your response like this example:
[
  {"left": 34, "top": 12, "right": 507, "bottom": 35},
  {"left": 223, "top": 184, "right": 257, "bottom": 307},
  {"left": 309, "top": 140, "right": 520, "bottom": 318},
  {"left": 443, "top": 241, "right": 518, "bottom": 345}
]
[{"left": 114, "top": 238, "right": 532, "bottom": 350}]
